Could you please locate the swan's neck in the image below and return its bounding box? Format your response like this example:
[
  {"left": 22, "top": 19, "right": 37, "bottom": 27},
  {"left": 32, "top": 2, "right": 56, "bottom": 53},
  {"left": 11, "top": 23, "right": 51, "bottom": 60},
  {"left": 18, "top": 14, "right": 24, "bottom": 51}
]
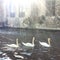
[
  {"left": 32, "top": 37, "right": 35, "bottom": 45},
  {"left": 16, "top": 38, "right": 19, "bottom": 46},
  {"left": 48, "top": 38, "right": 51, "bottom": 46}
]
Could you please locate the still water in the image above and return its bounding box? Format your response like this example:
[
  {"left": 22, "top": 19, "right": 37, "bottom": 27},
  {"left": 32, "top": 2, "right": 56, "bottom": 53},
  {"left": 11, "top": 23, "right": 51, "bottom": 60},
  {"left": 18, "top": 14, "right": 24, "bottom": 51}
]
[
  {"left": 0, "top": 28, "right": 60, "bottom": 60},
  {"left": 0, "top": 28, "right": 60, "bottom": 47}
]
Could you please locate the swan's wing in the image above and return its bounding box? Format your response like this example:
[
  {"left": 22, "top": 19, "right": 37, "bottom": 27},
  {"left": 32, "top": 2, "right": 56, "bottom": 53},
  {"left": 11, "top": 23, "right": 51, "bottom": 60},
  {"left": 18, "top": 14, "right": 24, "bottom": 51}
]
[
  {"left": 41, "top": 43, "right": 50, "bottom": 47},
  {"left": 22, "top": 42, "right": 34, "bottom": 47},
  {"left": 14, "top": 55, "right": 24, "bottom": 59},
  {"left": 39, "top": 41, "right": 50, "bottom": 47},
  {"left": 7, "top": 44, "right": 18, "bottom": 47},
  {"left": 22, "top": 42, "right": 27, "bottom": 46}
]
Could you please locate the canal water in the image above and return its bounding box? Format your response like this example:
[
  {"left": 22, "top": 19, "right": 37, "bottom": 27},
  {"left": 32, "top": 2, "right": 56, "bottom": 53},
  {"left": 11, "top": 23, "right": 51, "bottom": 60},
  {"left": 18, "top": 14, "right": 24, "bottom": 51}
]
[
  {"left": 0, "top": 28, "right": 60, "bottom": 60},
  {"left": 0, "top": 28, "right": 60, "bottom": 48}
]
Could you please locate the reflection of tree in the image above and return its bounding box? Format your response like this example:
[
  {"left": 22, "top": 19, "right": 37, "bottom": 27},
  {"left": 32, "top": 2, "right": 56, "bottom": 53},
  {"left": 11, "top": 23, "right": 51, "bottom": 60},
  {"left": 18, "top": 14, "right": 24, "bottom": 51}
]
[
  {"left": 23, "top": 0, "right": 60, "bottom": 28},
  {"left": 14, "top": 18, "right": 20, "bottom": 27},
  {"left": 23, "top": 17, "right": 31, "bottom": 27},
  {"left": 30, "top": 4, "right": 39, "bottom": 28},
  {"left": 23, "top": 3, "right": 46, "bottom": 28},
  {"left": 39, "top": 15, "right": 46, "bottom": 24},
  {"left": 43, "top": 16, "right": 60, "bottom": 28},
  {"left": 46, "top": 0, "right": 55, "bottom": 16},
  {"left": 55, "top": 0, "right": 60, "bottom": 16}
]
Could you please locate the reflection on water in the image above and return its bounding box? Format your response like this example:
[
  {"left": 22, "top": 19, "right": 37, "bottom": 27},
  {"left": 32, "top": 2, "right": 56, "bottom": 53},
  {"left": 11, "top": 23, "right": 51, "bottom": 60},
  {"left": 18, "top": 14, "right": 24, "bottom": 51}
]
[
  {"left": 0, "top": 28, "right": 60, "bottom": 60},
  {"left": 0, "top": 28, "right": 60, "bottom": 47},
  {"left": 0, "top": 47, "right": 60, "bottom": 60}
]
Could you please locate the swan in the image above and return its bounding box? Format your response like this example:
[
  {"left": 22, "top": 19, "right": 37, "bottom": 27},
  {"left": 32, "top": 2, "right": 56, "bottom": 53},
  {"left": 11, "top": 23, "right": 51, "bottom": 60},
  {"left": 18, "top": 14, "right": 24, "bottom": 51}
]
[
  {"left": 39, "top": 38, "right": 51, "bottom": 47},
  {"left": 2, "top": 57, "right": 12, "bottom": 60},
  {"left": 2, "top": 54, "right": 12, "bottom": 60},
  {"left": 14, "top": 54, "right": 24, "bottom": 59},
  {"left": 2, "top": 38, "right": 19, "bottom": 51},
  {"left": 22, "top": 37, "right": 35, "bottom": 48},
  {"left": 6, "top": 38, "right": 19, "bottom": 48}
]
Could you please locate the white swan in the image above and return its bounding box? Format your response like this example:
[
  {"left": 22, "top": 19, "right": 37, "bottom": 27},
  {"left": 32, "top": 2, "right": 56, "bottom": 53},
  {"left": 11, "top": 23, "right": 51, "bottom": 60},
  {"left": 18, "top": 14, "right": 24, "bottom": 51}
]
[
  {"left": 6, "top": 38, "right": 19, "bottom": 48},
  {"left": 14, "top": 55, "right": 24, "bottom": 59},
  {"left": 39, "top": 38, "right": 51, "bottom": 47},
  {"left": 22, "top": 37, "right": 35, "bottom": 48},
  {"left": 2, "top": 57, "right": 12, "bottom": 60},
  {"left": 2, "top": 38, "right": 19, "bottom": 51}
]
